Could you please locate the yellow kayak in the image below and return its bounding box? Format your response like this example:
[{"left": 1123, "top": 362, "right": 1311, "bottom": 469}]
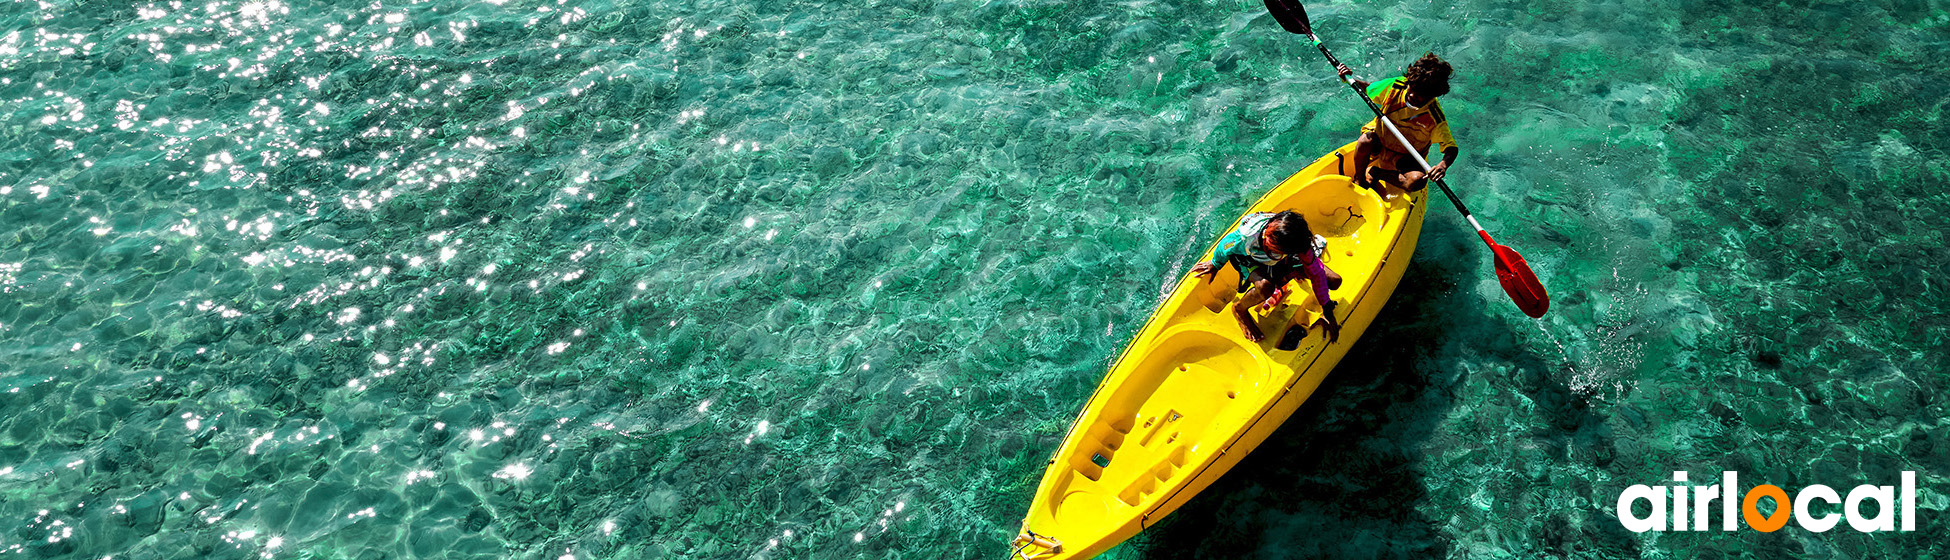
[{"left": 1009, "top": 142, "right": 1426, "bottom": 559}]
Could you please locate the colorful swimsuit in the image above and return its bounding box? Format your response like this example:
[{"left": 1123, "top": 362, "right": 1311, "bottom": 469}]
[{"left": 1205, "top": 212, "right": 1335, "bottom": 308}]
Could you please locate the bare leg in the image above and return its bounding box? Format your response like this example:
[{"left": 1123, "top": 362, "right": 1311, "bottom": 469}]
[
  {"left": 1366, "top": 167, "right": 1428, "bottom": 192},
  {"left": 1351, "top": 132, "right": 1381, "bottom": 189},
  {"left": 1400, "top": 169, "right": 1429, "bottom": 192},
  {"left": 1234, "top": 278, "right": 1276, "bottom": 342}
]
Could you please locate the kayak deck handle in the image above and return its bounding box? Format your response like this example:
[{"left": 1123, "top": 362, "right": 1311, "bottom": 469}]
[{"left": 1011, "top": 531, "right": 1064, "bottom": 559}]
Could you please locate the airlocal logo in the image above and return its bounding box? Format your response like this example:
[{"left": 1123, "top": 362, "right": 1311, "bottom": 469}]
[{"left": 1617, "top": 471, "right": 1918, "bottom": 533}]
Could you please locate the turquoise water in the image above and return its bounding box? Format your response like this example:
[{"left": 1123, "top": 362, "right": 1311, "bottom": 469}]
[{"left": 1, "top": 0, "right": 1946, "bottom": 557}]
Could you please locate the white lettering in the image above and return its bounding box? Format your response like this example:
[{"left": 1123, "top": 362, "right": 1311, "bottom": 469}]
[
  {"left": 1722, "top": 471, "right": 1738, "bottom": 531},
  {"left": 1672, "top": 471, "right": 1689, "bottom": 531},
  {"left": 1618, "top": 485, "right": 1667, "bottom": 533},
  {"left": 1794, "top": 485, "right": 1841, "bottom": 532},
  {"left": 1693, "top": 485, "right": 1719, "bottom": 531},
  {"left": 1845, "top": 485, "right": 1896, "bottom": 532},
  {"left": 1904, "top": 471, "right": 1916, "bottom": 531},
  {"left": 1617, "top": 471, "right": 1922, "bottom": 533}
]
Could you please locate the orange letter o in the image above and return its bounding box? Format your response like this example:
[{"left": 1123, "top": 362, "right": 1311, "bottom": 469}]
[{"left": 1743, "top": 485, "right": 1792, "bottom": 532}]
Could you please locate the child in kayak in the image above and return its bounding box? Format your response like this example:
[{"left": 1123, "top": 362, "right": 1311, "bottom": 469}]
[
  {"left": 1334, "top": 53, "right": 1458, "bottom": 192},
  {"left": 1190, "top": 211, "right": 1343, "bottom": 344}
]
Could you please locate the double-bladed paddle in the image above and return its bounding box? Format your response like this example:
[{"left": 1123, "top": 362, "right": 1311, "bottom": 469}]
[{"left": 1264, "top": 0, "right": 1551, "bottom": 318}]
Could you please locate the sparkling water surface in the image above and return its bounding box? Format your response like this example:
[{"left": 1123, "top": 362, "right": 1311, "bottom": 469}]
[{"left": 1, "top": 0, "right": 1947, "bottom": 558}]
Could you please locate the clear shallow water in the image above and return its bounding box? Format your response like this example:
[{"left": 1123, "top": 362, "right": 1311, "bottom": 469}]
[{"left": 0, "top": 0, "right": 1945, "bottom": 558}]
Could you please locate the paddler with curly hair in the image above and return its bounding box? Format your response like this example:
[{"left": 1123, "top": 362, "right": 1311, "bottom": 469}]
[
  {"left": 1334, "top": 53, "right": 1458, "bottom": 192},
  {"left": 1190, "top": 210, "right": 1344, "bottom": 344}
]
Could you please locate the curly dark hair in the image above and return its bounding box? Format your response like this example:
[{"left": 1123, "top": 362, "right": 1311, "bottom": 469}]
[
  {"left": 1402, "top": 53, "right": 1453, "bottom": 98},
  {"left": 1266, "top": 211, "right": 1313, "bottom": 257}
]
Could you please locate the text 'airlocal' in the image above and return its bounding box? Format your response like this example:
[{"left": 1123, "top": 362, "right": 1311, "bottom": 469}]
[{"left": 1617, "top": 471, "right": 1917, "bottom": 533}]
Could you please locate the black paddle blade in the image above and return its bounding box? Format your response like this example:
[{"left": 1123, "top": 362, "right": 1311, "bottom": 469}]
[{"left": 1264, "top": 0, "right": 1312, "bottom": 35}]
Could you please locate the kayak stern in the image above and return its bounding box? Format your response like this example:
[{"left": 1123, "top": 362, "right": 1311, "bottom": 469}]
[{"left": 1011, "top": 144, "right": 1428, "bottom": 559}]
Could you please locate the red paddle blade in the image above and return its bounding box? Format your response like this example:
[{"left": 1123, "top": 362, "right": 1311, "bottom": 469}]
[{"left": 1491, "top": 244, "right": 1549, "bottom": 318}]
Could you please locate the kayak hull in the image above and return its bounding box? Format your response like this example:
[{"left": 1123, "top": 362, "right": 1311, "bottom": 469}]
[{"left": 1012, "top": 143, "right": 1426, "bottom": 559}]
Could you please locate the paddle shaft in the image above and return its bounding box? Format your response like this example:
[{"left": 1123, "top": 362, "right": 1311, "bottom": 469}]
[{"left": 1298, "top": 34, "right": 1499, "bottom": 247}]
